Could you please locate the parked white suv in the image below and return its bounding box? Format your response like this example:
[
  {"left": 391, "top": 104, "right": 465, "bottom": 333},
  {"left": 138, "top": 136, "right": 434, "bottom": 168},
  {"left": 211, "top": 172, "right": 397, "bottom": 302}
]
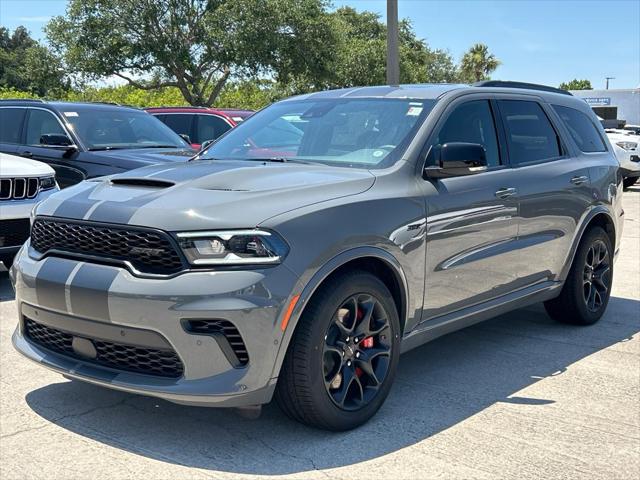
[
  {"left": 1, "top": 152, "right": 59, "bottom": 267},
  {"left": 606, "top": 129, "right": 639, "bottom": 189}
]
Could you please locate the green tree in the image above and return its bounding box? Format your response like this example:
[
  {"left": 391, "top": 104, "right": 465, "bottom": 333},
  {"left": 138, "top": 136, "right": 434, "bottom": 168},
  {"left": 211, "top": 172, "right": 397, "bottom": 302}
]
[
  {"left": 559, "top": 79, "right": 592, "bottom": 91},
  {"left": 46, "top": 0, "right": 336, "bottom": 106},
  {"left": 458, "top": 43, "right": 501, "bottom": 83},
  {"left": 0, "top": 26, "right": 68, "bottom": 96},
  {"left": 323, "top": 7, "right": 458, "bottom": 88}
]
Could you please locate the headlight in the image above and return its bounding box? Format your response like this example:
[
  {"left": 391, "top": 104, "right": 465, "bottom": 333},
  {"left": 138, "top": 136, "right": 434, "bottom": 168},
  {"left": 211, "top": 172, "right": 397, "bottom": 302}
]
[
  {"left": 39, "top": 175, "right": 57, "bottom": 190},
  {"left": 176, "top": 230, "right": 289, "bottom": 266},
  {"left": 616, "top": 141, "right": 637, "bottom": 151}
]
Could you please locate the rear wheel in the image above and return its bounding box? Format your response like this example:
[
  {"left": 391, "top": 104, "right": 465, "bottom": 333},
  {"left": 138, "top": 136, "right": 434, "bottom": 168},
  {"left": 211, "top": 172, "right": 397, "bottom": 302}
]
[
  {"left": 275, "top": 271, "right": 401, "bottom": 431},
  {"left": 623, "top": 177, "right": 638, "bottom": 190},
  {"left": 544, "top": 227, "right": 613, "bottom": 325}
]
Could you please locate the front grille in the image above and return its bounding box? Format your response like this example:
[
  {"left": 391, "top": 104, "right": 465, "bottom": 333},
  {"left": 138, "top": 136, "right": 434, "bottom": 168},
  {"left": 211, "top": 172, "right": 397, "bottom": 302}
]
[
  {"left": 185, "top": 319, "right": 249, "bottom": 366},
  {"left": 0, "top": 218, "right": 30, "bottom": 248},
  {"left": 30, "top": 218, "right": 184, "bottom": 275},
  {"left": 24, "top": 318, "right": 184, "bottom": 378},
  {"left": 0, "top": 177, "right": 39, "bottom": 200}
]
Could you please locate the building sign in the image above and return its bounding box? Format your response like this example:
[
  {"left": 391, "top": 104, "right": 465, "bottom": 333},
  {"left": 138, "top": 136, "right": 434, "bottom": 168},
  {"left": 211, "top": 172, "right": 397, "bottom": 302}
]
[{"left": 583, "top": 97, "right": 611, "bottom": 106}]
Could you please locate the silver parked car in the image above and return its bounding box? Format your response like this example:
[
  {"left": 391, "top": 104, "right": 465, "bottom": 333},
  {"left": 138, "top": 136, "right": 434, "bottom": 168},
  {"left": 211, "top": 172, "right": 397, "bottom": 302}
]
[{"left": 11, "top": 82, "right": 623, "bottom": 430}]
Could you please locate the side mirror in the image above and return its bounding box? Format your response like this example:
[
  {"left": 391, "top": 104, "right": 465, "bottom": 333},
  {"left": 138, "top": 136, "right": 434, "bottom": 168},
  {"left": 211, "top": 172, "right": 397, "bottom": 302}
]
[
  {"left": 179, "top": 133, "right": 192, "bottom": 144},
  {"left": 200, "top": 139, "right": 215, "bottom": 151},
  {"left": 40, "top": 133, "right": 73, "bottom": 147},
  {"left": 424, "top": 142, "right": 488, "bottom": 178}
]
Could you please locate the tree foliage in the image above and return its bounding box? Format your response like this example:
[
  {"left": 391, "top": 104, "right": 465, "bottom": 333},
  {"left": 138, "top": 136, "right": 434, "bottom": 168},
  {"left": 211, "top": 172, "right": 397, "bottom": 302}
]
[
  {"left": 46, "top": 0, "right": 336, "bottom": 106},
  {"left": 458, "top": 43, "right": 501, "bottom": 83},
  {"left": 0, "top": 26, "right": 68, "bottom": 96},
  {"left": 559, "top": 79, "right": 592, "bottom": 91}
]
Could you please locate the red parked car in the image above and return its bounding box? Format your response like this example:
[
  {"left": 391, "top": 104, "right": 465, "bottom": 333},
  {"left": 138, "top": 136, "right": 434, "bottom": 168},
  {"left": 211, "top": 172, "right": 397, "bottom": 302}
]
[{"left": 146, "top": 107, "right": 254, "bottom": 149}]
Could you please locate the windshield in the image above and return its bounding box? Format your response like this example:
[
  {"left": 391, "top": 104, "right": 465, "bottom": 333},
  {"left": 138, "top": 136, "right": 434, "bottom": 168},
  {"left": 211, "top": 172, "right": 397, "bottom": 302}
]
[
  {"left": 60, "top": 108, "right": 189, "bottom": 150},
  {"left": 199, "top": 98, "right": 436, "bottom": 168}
]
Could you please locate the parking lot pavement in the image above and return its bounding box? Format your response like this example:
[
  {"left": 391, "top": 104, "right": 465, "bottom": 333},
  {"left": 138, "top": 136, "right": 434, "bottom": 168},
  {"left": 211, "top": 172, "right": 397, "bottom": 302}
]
[{"left": 1, "top": 188, "right": 638, "bottom": 480}]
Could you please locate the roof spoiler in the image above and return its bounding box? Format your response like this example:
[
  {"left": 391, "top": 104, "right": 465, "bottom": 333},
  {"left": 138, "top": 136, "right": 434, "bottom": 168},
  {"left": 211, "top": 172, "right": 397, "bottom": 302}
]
[{"left": 474, "top": 81, "right": 573, "bottom": 96}]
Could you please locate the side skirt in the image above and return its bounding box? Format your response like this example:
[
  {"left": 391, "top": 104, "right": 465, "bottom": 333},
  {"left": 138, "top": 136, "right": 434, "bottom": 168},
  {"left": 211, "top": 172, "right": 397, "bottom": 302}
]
[{"left": 400, "top": 280, "right": 563, "bottom": 354}]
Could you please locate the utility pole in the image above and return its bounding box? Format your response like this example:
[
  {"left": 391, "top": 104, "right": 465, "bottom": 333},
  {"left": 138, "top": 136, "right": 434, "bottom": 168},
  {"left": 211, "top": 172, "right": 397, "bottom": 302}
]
[
  {"left": 605, "top": 77, "right": 615, "bottom": 90},
  {"left": 387, "top": 0, "right": 399, "bottom": 86}
]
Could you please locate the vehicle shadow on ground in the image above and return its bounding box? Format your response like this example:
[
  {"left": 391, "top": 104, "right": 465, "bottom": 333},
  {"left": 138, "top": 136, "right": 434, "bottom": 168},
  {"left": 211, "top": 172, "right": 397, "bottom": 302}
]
[{"left": 23, "top": 290, "right": 639, "bottom": 476}]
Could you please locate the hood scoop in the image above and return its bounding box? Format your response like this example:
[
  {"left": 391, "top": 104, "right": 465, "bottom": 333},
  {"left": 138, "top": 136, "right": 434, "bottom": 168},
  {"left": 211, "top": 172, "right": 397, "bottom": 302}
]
[{"left": 110, "top": 178, "right": 175, "bottom": 189}]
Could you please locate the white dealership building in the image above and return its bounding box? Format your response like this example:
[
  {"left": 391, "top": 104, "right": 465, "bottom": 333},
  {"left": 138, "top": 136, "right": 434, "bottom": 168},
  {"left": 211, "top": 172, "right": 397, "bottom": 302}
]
[{"left": 570, "top": 88, "right": 640, "bottom": 126}]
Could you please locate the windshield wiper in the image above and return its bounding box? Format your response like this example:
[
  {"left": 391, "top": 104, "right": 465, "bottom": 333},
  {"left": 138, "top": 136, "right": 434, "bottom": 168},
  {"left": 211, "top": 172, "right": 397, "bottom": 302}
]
[
  {"left": 87, "top": 146, "right": 128, "bottom": 151},
  {"left": 242, "top": 157, "right": 325, "bottom": 166}
]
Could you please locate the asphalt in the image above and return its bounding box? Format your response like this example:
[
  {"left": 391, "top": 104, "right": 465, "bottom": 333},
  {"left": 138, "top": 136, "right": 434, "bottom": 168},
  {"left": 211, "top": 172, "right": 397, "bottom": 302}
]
[{"left": 1, "top": 186, "right": 638, "bottom": 480}]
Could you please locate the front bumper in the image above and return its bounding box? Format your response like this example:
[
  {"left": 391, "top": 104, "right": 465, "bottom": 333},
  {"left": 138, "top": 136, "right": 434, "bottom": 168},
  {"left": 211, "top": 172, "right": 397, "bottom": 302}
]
[{"left": 11, "top": 245, "right": 300, "bottom": 407}]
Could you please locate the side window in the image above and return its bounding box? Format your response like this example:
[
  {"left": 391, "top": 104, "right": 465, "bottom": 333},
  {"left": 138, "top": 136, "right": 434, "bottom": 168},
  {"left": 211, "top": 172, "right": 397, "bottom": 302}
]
[
  {"left": 0, "top": 108, "right": 26, "bottom": 144},
  {"left": 162, "top": 114, "right": 193, "bottom": 139},
  {"left": 498, "top": 100, "right": 561, "bottom": 164},
  {"left": 434, "top": 100, "right": 500, "bottom": 167},
  {"left": 25, "top": 109, "right": 65, "bottom": 145},
  {"left": 551, "top": 105, "right": 607, "bottom": 153},
  {"left": 196, "top": 115, "right": 231, "bottom": 144}
]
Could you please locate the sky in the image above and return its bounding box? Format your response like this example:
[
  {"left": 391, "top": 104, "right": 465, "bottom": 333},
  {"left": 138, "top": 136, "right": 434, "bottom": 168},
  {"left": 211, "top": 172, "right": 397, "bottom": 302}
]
[{"left": 1, "top": 0, "right": 639, "bottom": 89}]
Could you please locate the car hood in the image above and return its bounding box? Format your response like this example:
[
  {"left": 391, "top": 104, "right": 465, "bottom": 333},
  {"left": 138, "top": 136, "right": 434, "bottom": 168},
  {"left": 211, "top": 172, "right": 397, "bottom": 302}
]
[
  {"left": 37, "top": 160, "right": 376, "bottom": 230},
  {"left": 86, "top": 147, "right": 195, "bottom": 169},
  {"left": 0, "top": 153, "right": 55, "bottom": 177}
]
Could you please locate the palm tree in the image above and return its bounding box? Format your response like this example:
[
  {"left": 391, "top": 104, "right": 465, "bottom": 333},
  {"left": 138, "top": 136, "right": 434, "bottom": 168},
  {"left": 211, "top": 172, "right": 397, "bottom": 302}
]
[{"left": 459, "top": 43, "right": 501, "bottom": 83}]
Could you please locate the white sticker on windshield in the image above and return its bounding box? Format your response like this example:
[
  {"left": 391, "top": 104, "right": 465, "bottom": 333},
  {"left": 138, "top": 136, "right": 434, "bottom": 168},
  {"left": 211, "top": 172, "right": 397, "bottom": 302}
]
[
  {"left": 407, "top": 106, "right": 423, "bottom": 116},
  {"left": 63, "top": 111, "right": 78, "bottom": 117},
  {"left": 232, "top": 116, "right": 244, "bottom": 122}
]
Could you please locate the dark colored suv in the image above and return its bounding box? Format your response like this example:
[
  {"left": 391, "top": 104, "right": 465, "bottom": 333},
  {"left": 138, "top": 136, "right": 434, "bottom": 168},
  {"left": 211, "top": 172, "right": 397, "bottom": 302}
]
[
  {"left": 0, "top": 100, "right": 195, "bottom": 188},
  {"left": 11, "top": 82, "right": 623, "bottom": 431},
  {"left": 147, "top": 107, "right": 254, "bottom": 149}
]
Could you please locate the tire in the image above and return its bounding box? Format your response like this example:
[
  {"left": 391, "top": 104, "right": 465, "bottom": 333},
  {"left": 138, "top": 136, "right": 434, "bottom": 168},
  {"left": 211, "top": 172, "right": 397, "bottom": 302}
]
[
  {"left": 544, "top": 227, "right": 613, "bottom": 325},
  {"left": 623, "top": 177, "right": 638, "bottom": 190},
  {"left": 275, "top": 270, "right": 401, "bottom": 431}
]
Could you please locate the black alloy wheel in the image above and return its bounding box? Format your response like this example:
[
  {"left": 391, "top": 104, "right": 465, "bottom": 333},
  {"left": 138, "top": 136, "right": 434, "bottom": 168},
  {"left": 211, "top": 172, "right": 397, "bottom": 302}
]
[
  {"left": 582, "top": 239, "right": 611, "bottom": 313},
  {"left": 322, "top": 294, "right": 392, "bottom": 411}
]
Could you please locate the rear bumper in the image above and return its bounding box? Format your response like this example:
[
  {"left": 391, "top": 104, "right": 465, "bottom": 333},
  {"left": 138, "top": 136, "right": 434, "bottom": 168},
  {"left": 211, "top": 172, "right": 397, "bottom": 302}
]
[{"left": 11, "top": 244, "right": 300, "bottom": 407}]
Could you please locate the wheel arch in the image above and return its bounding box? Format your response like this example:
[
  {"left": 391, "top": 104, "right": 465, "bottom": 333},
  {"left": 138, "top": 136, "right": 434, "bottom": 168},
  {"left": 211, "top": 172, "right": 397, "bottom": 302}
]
[
  {"left": 559, "top": 207, "right": 616, "bottom": 282},
  {"left": 270, "top": 247, "right": 410, "bottom": 379}
]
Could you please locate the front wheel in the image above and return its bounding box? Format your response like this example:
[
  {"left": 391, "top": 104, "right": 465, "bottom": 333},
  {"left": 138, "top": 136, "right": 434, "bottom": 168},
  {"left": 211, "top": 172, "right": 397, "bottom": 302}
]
[
  {"left": 275, "top": 271, "right": 401, "bottom": 431},
  {"left": 544, "top": 227, "right": 613, "bottom": 325}
]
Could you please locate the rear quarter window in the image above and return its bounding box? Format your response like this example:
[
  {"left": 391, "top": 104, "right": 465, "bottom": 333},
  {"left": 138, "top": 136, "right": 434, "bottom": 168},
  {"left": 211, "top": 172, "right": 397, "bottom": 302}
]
[{"left": 551, "top": 105, "right": 607, "bottom": 153}]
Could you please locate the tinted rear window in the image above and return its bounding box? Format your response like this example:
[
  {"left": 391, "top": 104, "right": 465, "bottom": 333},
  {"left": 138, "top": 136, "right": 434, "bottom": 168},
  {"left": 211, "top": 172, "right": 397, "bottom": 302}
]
[
  {"left": 552, "top": 105, "right": 607, "bottom": 153},
  {"left": 498, "top": 100, "right": 561, "bottom": 164},
  {"left": 0, "top": 108, "right": 26, "bottom": 144}
]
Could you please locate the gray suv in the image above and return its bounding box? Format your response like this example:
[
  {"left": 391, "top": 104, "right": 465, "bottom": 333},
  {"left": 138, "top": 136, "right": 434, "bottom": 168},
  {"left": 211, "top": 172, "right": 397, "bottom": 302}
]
[{"left": 11, "top": 82, "right": 623, "bottom": 431}]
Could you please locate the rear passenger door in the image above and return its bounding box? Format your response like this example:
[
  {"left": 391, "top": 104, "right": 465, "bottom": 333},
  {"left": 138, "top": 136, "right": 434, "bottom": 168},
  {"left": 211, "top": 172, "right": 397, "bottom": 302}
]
[{"left": 496, "top": 98, "right": 593, "bottom": 286}]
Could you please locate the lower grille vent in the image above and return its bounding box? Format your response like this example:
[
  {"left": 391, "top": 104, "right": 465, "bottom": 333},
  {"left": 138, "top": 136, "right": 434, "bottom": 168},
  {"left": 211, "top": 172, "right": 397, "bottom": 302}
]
[{"left": 184, "top": 319, "right": 249, "bottom": 367}]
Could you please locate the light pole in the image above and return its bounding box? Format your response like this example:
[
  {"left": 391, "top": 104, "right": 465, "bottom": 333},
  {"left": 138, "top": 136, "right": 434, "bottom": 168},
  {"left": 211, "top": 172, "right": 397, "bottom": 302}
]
[
  {"left": 387, "top": 0, "right": 399, "bottom": 86},
  {"left": 605, "top": 77, "right": 615, "bottom": 90}
]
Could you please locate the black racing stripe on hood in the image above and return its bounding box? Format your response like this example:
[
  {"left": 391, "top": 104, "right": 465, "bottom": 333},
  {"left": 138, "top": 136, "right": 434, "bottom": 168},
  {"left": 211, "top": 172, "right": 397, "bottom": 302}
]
[
  {"left": 52, "top": 185, "right": 99, "bottom": 219},
  {"left": 87, "top": 187, "right": 171, "bottom": 224}
]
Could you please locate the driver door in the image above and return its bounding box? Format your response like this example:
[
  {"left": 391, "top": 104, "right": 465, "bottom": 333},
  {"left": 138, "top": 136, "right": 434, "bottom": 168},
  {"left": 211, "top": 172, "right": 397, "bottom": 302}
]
[
  {"left": 17, "top": 108, "right": 85, "bottom": 188},
  {"left": 423, "top": 98, "right": 521, "bottom": 320}
]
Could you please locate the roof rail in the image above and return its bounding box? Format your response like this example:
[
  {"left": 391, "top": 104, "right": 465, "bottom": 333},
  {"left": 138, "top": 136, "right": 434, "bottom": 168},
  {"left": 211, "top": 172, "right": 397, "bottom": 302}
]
[
  {"left": 473, "top": 80, "right": 572, "bottom": 96},
  {"left": 0, "top": 98, "right": 45, "bottom": 103}
]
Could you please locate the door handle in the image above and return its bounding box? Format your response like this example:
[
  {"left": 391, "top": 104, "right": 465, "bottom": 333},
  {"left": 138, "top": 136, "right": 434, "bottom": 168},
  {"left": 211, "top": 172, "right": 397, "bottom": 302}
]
[
  {"left": 20, "top": 151, "right": 33, "bottom": 158},
  {"left": 495, "top": 187, "right": 517, "bottom": 199},
  {"left": 570, "top": 175, "right": 589, "bottom": 185}
]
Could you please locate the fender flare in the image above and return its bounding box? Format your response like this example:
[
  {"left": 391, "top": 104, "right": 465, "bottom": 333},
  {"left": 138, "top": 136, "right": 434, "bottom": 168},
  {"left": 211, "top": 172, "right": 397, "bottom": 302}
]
[
  {"left": 270, "top": 246, "right": 410, "bottom": 380},
  {"left": 558, "top": 205, "right": 617, "bottom": 282}
]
